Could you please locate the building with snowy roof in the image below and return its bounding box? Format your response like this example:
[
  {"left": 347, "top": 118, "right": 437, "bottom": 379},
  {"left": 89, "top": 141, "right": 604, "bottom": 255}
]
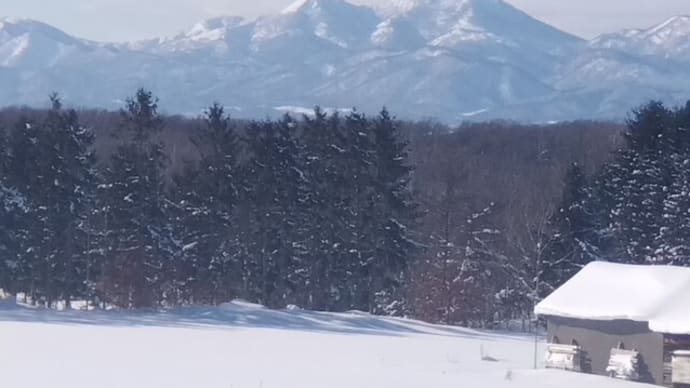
[{"left": 535, "top": 261, "right": 690, "bottom": 386}]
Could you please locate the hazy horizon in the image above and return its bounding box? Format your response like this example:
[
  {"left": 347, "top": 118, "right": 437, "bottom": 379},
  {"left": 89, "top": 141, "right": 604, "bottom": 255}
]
[{"left": 2, "top": 0, "right": 690, "bottom": 42}]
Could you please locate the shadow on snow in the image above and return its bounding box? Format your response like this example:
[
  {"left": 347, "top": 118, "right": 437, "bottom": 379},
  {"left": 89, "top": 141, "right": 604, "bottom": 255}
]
[{"left": 0, "top": 301, "right": 530, "bottom": 341}]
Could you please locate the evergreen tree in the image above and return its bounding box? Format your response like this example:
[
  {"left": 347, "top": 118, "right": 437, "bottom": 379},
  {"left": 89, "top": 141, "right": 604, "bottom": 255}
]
[
  {"left": 1, "top": 96, "right": 98, "bottom": 306},
  {"left": 0, "top": 181, "right": 25, "bottom": 294},
  {"left": 171, "top": 103, "right": 242, "bottom": 304},
  {"left": 609, "top": 102, "right": 675, "bottom": 263},
  {"left": 655, "top": 107, "right": 690, "bottom": 265},
  {"left": 0, "top": 124, "right": 10, "bottom": 288},
  {"left": 331, "top": 110, "right": 376, "bottom": 311},
  {"left": 242, "top": 116, "right": 309, "bottom": 308},
  {"left": 625, "top": 101, "right": 673, "bottom": 150},
  {"left": 5, "top": 116, "right": 45, "bottom": 301},
  {"left": 366, "top": 108, "right": 418, "bottom": 315},
  {"left": 658, "top": 147, "right": 690, "bottom": 265},
  {"left": 37, "top": 95, "right": 98, "bottom": 306},
  {"left": 299, "top": 109, "right": 351, "bottom": 310},
  {"left": 0, "top": 124, "right": 28, "bottom": 294},
  {"left": 100, "top": 89, "right": 171, "bottom": 308},
  {"left": 582, "top": 101, "right": 680, "bottom": 265}
]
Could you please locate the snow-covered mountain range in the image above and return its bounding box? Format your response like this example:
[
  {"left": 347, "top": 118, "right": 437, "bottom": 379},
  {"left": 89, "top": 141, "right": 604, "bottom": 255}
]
[{"left": 2, "top": 0, "right": 690, "bottom": 122}]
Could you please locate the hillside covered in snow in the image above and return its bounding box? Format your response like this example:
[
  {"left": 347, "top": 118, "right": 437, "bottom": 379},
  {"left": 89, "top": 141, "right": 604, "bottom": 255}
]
[
  {"left": 2, "top": 0, "right": 690, "bottom": 122},
  {"left": 0, "top": 300, "right": 658, "bottom": 388}
]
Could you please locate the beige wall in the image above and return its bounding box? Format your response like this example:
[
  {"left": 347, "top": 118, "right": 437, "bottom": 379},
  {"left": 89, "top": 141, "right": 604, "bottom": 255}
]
[{"left": 546, "top": 316, "right": 664, "bottom": 385}]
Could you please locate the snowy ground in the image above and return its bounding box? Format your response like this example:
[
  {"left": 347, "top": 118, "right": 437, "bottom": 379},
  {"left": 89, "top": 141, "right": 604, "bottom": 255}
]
[{"left": 0, "top": 301, "right": 655, "bottom": 388}]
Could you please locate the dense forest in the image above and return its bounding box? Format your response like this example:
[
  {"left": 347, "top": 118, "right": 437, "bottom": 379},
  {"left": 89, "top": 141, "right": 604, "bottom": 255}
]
[{"left": 6, "top": 88, "right": 679, "bottom": 328}]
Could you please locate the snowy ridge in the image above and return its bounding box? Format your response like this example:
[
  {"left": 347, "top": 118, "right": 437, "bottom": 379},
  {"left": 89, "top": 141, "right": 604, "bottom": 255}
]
[
  {"left": 1, "top": 3, "right": 690, "bottom": 121},
  {"left": 591, "top": 15, "right": 690, "bottom": 57},
  {"left": 282, "top": 0, "right": 313, "bottom": 14},
  {"left": 186, "top": 16, "right": 246, "bottom": 40},
  {"left": 641, "top": 15, "right": 690, "bottom": 44},
  {"left": 535, "top": 262, "right": 690, "bottom": 334}
]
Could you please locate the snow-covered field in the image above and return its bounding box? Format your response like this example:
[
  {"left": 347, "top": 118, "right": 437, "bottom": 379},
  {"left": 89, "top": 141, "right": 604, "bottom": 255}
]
[{"left": 0, "top": 301, "right": 654, "bottom": 388}]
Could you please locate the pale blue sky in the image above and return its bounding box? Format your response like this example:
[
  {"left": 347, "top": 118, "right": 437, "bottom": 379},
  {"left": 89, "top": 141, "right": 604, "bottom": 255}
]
[{"left": 2, "top": 0, "right": 690, "bottom": 42}]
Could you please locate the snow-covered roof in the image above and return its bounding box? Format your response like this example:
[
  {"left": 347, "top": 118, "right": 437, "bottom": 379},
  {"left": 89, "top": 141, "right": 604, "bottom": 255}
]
[{"left": 535, "top": 261, "right": 690, "bottom": 335}]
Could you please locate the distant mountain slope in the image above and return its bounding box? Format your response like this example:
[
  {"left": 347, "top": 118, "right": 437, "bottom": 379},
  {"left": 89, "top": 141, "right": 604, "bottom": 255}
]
[{"left": 1, "top": 3, "right": 690, "bottom": 122}]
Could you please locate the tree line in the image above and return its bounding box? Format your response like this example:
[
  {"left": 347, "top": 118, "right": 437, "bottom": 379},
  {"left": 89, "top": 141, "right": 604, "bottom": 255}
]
[
  {"left": 0, "top": 90, "right": 415, "bottom": 314},
  {"left": 4, "top": 88, "right": 657, "bottom": 328}
]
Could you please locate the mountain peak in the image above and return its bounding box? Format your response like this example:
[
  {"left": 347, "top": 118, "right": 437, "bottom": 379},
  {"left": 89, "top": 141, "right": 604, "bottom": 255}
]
[
  {"left": 647, "top": 15, "right": 690, "bottom": 31},
  {"left": 281, "top": 0, "right": 354, "bottom": 15},
  {"left": 0, "top": 16, "right": 23, "bottom": 25},
  {"left": 185, "top": 16, "right": 245, "bottom": 41},
  {"left": 1, "top": 17, "right": 53, "bottom": 33},
  {"left": 256, "top": 0, "right": 379, "bottom": 50},
  {"left": 0, "top": 16, "right": 34, "bottom": 26},
  {"left": 378, "top": 0, "right": 505, "bottom": 17},
  {"left": 0, "top": 17, "right": 82, "bottom": 44},
  {"left": 281, "top": 0, "right": 312, "bottom": 14},
  {"left": 642, "top": 15, "right": 690, "bottom": 41},
  {"left": 373, "top": 0, "right": 579, "bottom": 49},
  {"left": 0, "top": 16, "right": 94, "bottom": 69},
  {"left": 189, "top": 16, "right": 245, "bottom": 33},
  {"left": 593, "top": 14, "right": 690, "bottom": 55}
]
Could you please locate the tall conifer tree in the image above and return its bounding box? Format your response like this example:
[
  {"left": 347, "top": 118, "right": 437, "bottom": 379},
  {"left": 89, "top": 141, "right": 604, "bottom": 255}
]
[
  {"left": 100, "top": 89, "right": 170, "bottom": 307},
  {"left": 367, "top": 108, "right": 418, "bottom": 314},
  {"left": 171, "top": 103, "right": 242, "bottom": 304}
]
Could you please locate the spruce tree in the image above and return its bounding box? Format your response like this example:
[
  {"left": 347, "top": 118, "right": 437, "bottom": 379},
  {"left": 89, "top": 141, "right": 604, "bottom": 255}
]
[
  {"left": 611, "top": 102, "right": 674, "bottom": 263},
  {"left": 332, "top": 110, "right": 376, "bottom": 311},
  {"left": 656, "top": 109, "right": 690, "bottom": 265},
  {"left": 2, "top": 96, "right": 98, "bottom": 306},
  {"left": 0, "top": 123, "right": 27, "bottom": 294},
  {"left": 0, "top": 124, "right": 10, "bottom": 290},
  {"left": 366, "top": 108, "right": 418, "bottom": 315},
  {"left": 658, "top": 151, "right": 690, "bottom": 265},
  {"left": 625, "top": 101, "right": 672, "bottom": 150},
  {"left": 299, "top": 108, "right": 350, "bottom": 310},
  {"left": 37, "top": 96, "right": 98, "bottom": 306},
  {"left": 242, "top": 116, "right": 309, "bottom": 308},
  {"left": 583, "top": 101, "right": 678, "bottom": 265},
  {"left": 100, "top": 89, "right": 171, "bottom": 308},
  {"left": 171, "top": 103, "right": 242, "bottom": 304},
  {"left": 5, "top": 116, "right": 45, "bottom": 302}
]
